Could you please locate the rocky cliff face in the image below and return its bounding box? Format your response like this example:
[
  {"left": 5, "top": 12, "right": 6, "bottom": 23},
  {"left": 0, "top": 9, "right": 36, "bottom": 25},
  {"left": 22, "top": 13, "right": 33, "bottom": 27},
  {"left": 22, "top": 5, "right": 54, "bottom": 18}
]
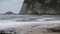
[{"left": 19, "top": 0, "right": 60, "bottom": 15}]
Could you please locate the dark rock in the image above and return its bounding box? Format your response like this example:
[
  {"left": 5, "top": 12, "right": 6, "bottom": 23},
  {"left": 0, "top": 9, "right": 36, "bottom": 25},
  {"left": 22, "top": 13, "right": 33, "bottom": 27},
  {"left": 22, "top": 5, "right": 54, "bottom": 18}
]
[
  {"left": 49, "top": 29, "right": 60, "bottom": 32},
  {"left": 4, "top": 11, "right": 15, "bottom": 15},
  {"left": 19, "top": 0, "right": 60, "bottom": 15}
]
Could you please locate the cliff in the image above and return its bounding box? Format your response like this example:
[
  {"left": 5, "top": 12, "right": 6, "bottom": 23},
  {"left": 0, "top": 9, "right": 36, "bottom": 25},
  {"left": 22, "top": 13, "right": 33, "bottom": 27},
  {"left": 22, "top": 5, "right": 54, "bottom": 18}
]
[{"left": 19, "top": 0, "right": 60, "bottom": 15}]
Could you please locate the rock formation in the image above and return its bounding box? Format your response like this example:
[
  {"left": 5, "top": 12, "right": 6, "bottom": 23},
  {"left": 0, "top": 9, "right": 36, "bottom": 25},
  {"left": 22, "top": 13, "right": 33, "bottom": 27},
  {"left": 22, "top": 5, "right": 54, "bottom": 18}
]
[
  {"left": 4, "top": 11, "right": 14, "bottom": 15},
  {"left": 19, "top": 0, "right": 60, "bottom": 15}
]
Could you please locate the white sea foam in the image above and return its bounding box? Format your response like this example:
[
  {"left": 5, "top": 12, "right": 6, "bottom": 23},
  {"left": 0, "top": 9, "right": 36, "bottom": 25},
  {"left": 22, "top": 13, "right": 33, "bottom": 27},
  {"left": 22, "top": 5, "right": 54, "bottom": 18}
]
[
  {"left": 0, "top": 20, "right": 60, "bottom": 30},
  {"left": 0, "top": 15, "right": 60, "bottom": 30}
]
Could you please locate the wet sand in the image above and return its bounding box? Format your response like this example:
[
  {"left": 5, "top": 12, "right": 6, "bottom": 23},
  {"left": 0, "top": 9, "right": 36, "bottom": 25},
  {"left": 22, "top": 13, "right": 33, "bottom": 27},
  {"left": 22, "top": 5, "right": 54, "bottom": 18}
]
[
  {"left": 31, "top": 32, "right": 60, "bottom": 34},
  {"left": 0, "top": 25, "right": 60, "bottom": 34}
]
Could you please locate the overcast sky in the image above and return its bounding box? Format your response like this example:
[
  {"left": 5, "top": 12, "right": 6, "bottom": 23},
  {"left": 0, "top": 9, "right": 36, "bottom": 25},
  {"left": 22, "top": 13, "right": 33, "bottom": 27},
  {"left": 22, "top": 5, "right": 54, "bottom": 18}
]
[{"left": 0, "top": 0, "right": 24, "bottom": 14}]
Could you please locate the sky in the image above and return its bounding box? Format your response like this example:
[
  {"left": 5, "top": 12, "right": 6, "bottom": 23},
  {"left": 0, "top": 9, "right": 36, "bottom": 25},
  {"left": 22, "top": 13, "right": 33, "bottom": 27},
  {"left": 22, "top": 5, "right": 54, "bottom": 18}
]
[{"left": 0, "top": 0, "right": 24, "bottom": 14}]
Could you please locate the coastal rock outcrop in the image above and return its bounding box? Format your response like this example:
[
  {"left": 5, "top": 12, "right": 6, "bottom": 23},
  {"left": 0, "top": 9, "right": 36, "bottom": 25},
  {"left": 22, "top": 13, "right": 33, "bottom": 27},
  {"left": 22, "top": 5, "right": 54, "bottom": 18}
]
[
  {"left": 19, "top": 0, "right": 60, "bottom": 15},
  {"left": 4, "top": 11, "right": 14, "bottom": 15}
]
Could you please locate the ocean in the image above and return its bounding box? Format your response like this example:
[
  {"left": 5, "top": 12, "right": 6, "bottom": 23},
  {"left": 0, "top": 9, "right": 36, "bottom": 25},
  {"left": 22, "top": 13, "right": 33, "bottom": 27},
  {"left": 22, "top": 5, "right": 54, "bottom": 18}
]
[{"left": 0, "top": 15, "right": 60, "bottom": 21}]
